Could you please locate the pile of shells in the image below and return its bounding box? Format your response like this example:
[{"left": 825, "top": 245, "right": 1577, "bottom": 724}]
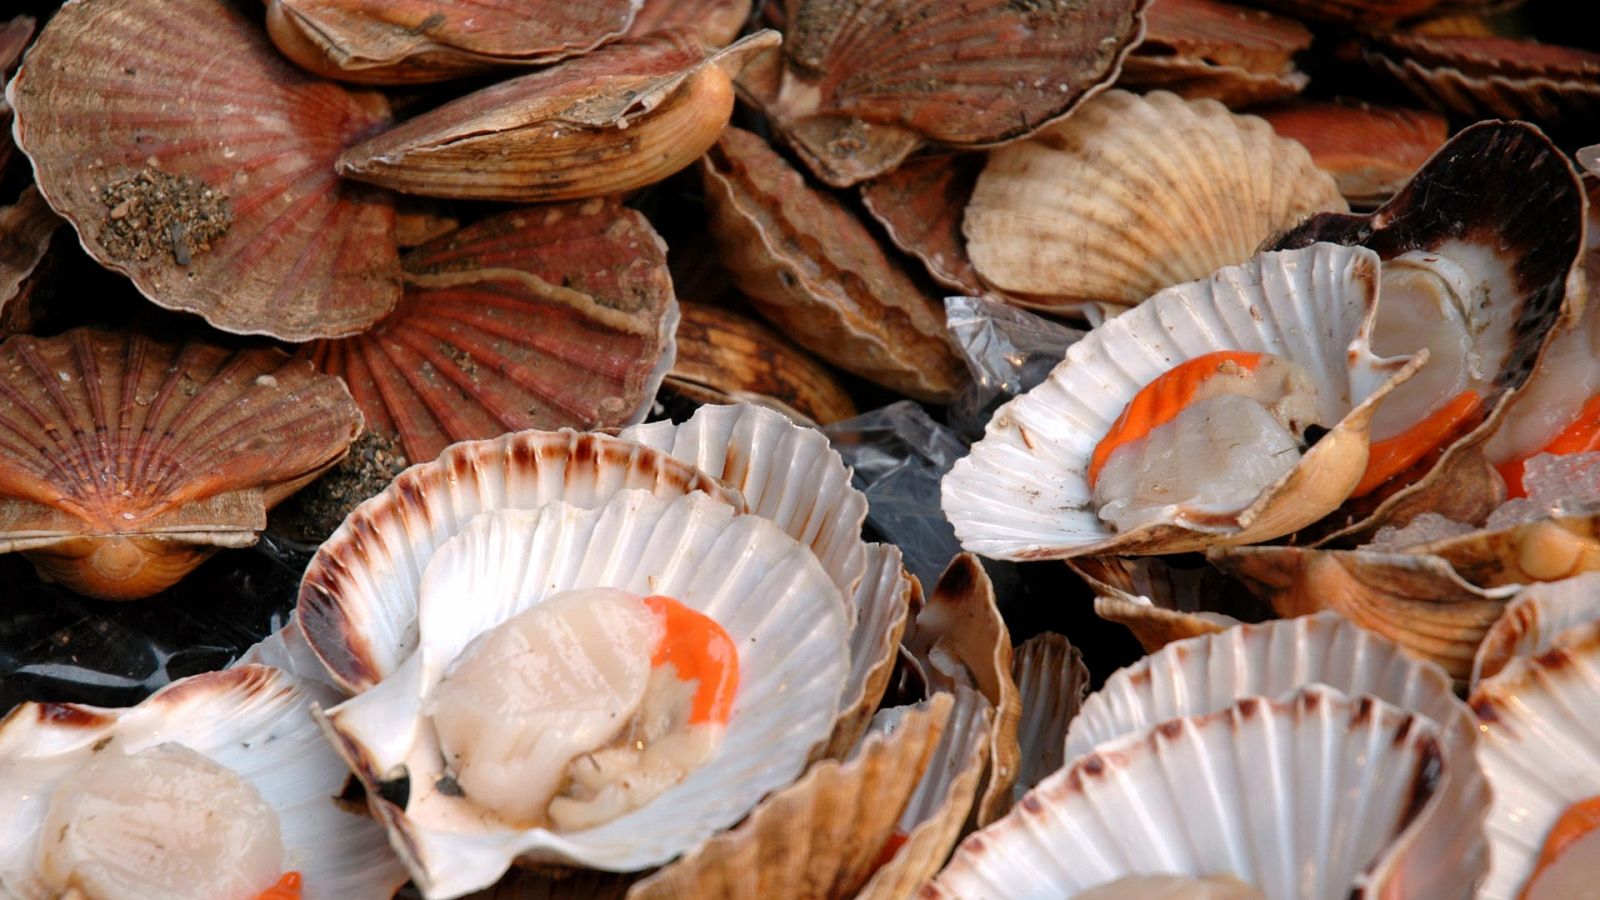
[{"left": 3, "top": 0, "right": 1600, "bottom": 896}]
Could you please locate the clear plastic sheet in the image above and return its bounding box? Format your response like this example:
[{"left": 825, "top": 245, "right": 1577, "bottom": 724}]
[{"left": 944, "top": 295, "right": 1083, "bottom": 440}]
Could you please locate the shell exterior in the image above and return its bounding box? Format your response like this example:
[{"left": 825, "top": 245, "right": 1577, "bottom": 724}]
[
  {"left": 1010, "top": 634, "right": 1090, "bottom": 801},
  {"left": 625, "top": 694, "right": 952, "bottom": 899},
  {"left": 266, "top": 0, "right": 641, "bottom": 84},
  {"left": 6, "top": 0, "right": 401, "bottom": 341},
  {"left": 298, "top": 428, "right": 744, "bottom": 692},
  {"left": 700, "top": 127, "right": 965, "bottom": 402},
  {"left": 0, "top": 328, "right": 361, "bottom": 600},
  {"left": 1121, "top": 0, "right": 1310, "bottom": 107},
  {"left": 1472, "top": 572, "right": 1600, "bottom": 686},
  {"left": 627, "top": 0, "right": 751, "bottom": 46},
  {"left": 943, "top": 242, "right": 1419, "bottom": 560},
  {"left": 664, "top": 301, "right": 859, "bottom": 428},
  {"left": 337, "top": 31, "right": 777, "bottom": 202},
  {"left": 1117, "top": 55, "right": 1307, "bottom": 108},
  {"left": 1470, "top": 622, "right": 1600, "bottom": 899},
  {"left": 0, "top": 665, "right": 409, "bottom": 900},
  {"left": 1064, "top": 612, "right": 1491, "bottom": 899},
  {"left": 306, "top": 201, "right": 679, "bottom": 465},
  {"left": 927, "top": 686, "right": 1448, "bottom": 900},
  {"left": 745, "top": 0, "right": 1148, "bottom": 186},
  {"left": 1364, "top": 47, "right": 1600, "bottom": 134},
  {"left": 1248, "top": 0, "right": 1444, "bottom": 22},
  {"left": 319, "top": 490, "right": 851, "bottom": 892},
  {"left": 858, "top": 153, "right": 997, "bottom": 302},
  {"left": 1259, "top": 101, "right": 1450, "bottom": 208},
  {"left": 963, "top": 90, "right": 1347, "bottom": 311},
  {"left": 0, "top": 187, "right": 61, "bottom": 336},
  {"left": 0, "top": 15, "right": 34, "bottom": 176},
  {"left": 1273, "top": 122, "right": 1586, "bottom": 544},
  {"left": 1070, "top": 555, "right": 1268, "bottom": 652}
]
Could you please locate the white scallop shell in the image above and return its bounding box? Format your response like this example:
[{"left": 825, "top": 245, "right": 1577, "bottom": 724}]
[
  {"left": 0, "top": 666, "right": 408, "bottom": 900},
  {"left": 1064, "top": 612, "right": 1488, "bottom": 899},
  {"left": 318, "top": 490, "right": 851, "bottom": 897},
  {"left": 1472, "top": 572, "right": 1600, "bottom": 687},
  {"left": 1471, "top": 620, "right": 1600, "bottom": 900},
  {"left": 942, "top": 242, "right": 1419, "bottom": 559},
  {"left": 925, "top": 686, "right": 1447, "bottom": 900}
]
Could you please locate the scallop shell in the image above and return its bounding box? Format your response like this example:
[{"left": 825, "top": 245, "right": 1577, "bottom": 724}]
[
  {"left": 743, "top": 0, "right": 1148, "bottom": 186},
  {"left": 1247, "top": 0, "right": 1445, "bottom": 23},
  {"left": 1411, "top": 513, "right": 1600, "bottom": 589},
  {"left": 0, "top": 328, "right": 361, "bottom": 600},
  {"left": 1117, "top": 55, "right": 1307, "bottom": 108},
  {"left": 265, "top": 0, "right": 641, "bottom": 84},
  {"left": 298, "top": 428, "right": 744, "bottom": 692},
  {"left": 1259, "top": 101, "right": 1449, "bottom": 208},
  {"left": 0, "top": 187, "right": 61, "bottom": 337},
  {"left": 943, "top": 242, "right": 1419, "bottom": 559},
  {"left": 1470, "top": 621, "right": 1600, "bottom": 899},
  {"left": 0, "top": 665, "right": 410, "bottom": 900},
  {"left": 626, "top": 694, "right": 952, "bottom": 899},
  {"left": 1364, "top": 33, "right": 1600, "bottom": 131},
  {"left": 963, "top": 90, "right": 1347, "bottom": 312},
  {"left": 627, "top": 0, "right": 751, "bottom": 46},
  {"left": 5, "top": 0, "right": 401, "bottom": 341},
  {"left": 664, "top": 301, "right": 858, "bottom": 428},
  {"left": 1070, "top": 555, "right": 1268, "bottom": 652},
  {"left": 700, "top": 127, "right": 965, "bottom": 402},
  {"left": 1063, "top": 612, "right": 1491, "bottom": 898},
  {"left": 337, "top": 31, "right": 777, "bottom": 203},
  {"left": 318, "top": 490, "right": 851, "bottom": 892},
  {"left": 1472, "top": 572, "right": 1600, "bottom": 686},
  {"left": 927, "top": 686, "right": 1449, "bottom": 899},
  {"left": 305, "top": 201, "right": 679, "bottom": 465},
  {"left": 858, "top": 153, "right": 991, "bottom": 301},
  {"left": 1010, "top": 634, "right": 1090, "bottom": 801},
  {"left": 1120, "top": 0, "right": 1310, "bottom": 107},
  {"left": 0, "top": 15, "right": 34, "bottom": 176}
]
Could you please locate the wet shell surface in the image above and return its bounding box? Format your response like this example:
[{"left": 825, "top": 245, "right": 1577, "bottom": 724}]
[
  {"left": 700, "top": 127, "right": 965, "bottom": 402},
  {"left": 0, "top": 328, "right": 361, "bottom": 600},
  {"left": 337, "top": 31, "right": 776, "bottom": 203},
  {"left": 265, "top": 0, "right": 641, "bottom": 84},
  {"left": 318, "top": 490, "right": 851, "bottom": 893},
  {"left": 943, "top": 242, "right": 1417, "bottom": 559},
  {"left": 1472, "top": 572, "right": 1600, "bottom": 687},
  {"left": 1120, "top": 0, "right": 1311, "bottom": 107},
  {"left": 306, "top": 201, "right": 679, "bottom": 465},
  {"left": 926, "top": 686, "right": 1448, "bottom": 900},
  {"left": 963, "top": 90, "right": 1347, "bottom": 312},
  {"left": 299, "top": 428, "right": 744, "bottom": 692},
  {"left": 1259, "top": 101, "right": 1450, "bottom": 207},
  {"left": 6, "top": 0, "right": 402, "bottom": 341},
  {"left": 626, "top": 0, "right": 751, "bottom": 46},
  {"left": 0, "top": 665, "right": 409, "bottom": 900}
]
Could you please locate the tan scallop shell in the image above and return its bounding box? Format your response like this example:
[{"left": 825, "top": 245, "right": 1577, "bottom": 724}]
[
  {"left": 0, "top": 328, "right": 361, "bottom": 600},
  {"left": 964, "top": 90, "right": 1347, "bottom": 312}
]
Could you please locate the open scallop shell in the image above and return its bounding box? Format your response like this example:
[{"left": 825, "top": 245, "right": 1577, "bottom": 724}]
[
  {"left": 318, "top": 490, "right": 851, "bottom": 893},
  {"left": 963, "top": 90, "right": 1346, "bottom": 312},
  {"left": 306, "top": 201, "right": 678, "bottom": 464},
  {"left": 1259, "top": 101, "right": 1449, "bottom": 208},
  {"left": 1070, "top": 555, "right": 1269, "bottom": 651},
  {"left": 1471, "top": 621, "right": 1600, "bottom": 899},
  {"left": 700, "top": 127, "right": 965, "bottom": 402},
  {"left": 265, "top": 0, "right": 640, "bottom": 84},
  {"left": 298, "top": 428, "right": 744, "bottom": 692},
  {"left": 6, "top": 0, "right": 401, "bottom": 341},
  {"left": 0, "top": 665, "right": 409, "bottom": 900},
  {"left": 742, "top": 0, "right": 1147, "bottom": 186},
  {"left": 627, "top": 0, "right": 750, "bottom": 46},
  {"left": 1472, "top": 572, "right": 1600, "bottom": 686},
  {"left": 1120, "top": 0, "right": 1311, "bottom": 107},
  {"left": 0, "top": 328, "right": 361, "bottom": 600},
  {"left": 1408, "top": 513, "right": 1600, "bottom": 589},
  {"left": 0, "top": 187, "right": 61, "bottom": 337},
  {"left": 1010, "top": 634, "right": 1090, "bottom": 801},
  {"left": 943, "top": 242, "right": 1419, "bottom": 559},
  {"left": 337, "top": 31, "right": 776, "bottom": 203},
  {"left": 928, "top": 686, "right": 1449, "bottom": 899},
  {"left": 1064, "top": 612, "right": 1490, "bottom": 898}
]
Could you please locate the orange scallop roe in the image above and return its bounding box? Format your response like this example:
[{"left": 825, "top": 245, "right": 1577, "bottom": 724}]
[
  {"left": 643, "top": 595, "right": 739, "bottom": 725},
  {"left": 1088, "top": 351, "right": 1268, "bottom": 488},
  {"left": 254, "top": 871, "right": 302, "bottom": 900},
  {"left": 1353, "top": 389, "right": 1482, "bottom": 498},
  {"left": 1521, "top": 794, "right": 1600, "bottom": 899},
  {"left": 1496, "top": 394, "right": 1600, "bottom": 498}
]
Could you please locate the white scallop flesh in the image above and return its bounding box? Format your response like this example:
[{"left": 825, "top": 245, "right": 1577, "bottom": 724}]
[
  {"left": 425, "top": 588, "right": 663, "bottom": 827},
  {"left": 1521, "top": 828, "right": 1600, "bottom": 900},
  {"left": 36, "top": 743, "right": 284, "bottom": 900},
  {"left": 1367, "top": 251, "right": 1479, "bottom": 442},
  {"left": 1073, "top": 874, "right": 1266, "bottom": 899}
]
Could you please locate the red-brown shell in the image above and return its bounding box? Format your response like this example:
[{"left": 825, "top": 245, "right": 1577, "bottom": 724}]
[
  {"left": 0, "top": 188, "right": 62, "bottom": 338},
  {"left": 1120, "top": 0, "right": 1310, "bottom": 106},
  {"left": 1364, "top": 33, "right": 1600, "bottom": 131},
  {"left": 1260, "top": 101, "right": 1449, "bottom": 207},
  {"left": 0, "top": 16, "right": 35, "bottom": 176},
  {"left": 628, "top": 0, "right": 751, "bottom": 46}
]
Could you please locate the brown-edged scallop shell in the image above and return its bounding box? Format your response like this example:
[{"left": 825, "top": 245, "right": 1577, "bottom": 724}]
[
  {"left": 627, "top": 0, "right": 751, "bottom": 47},
  {"left": 963, "top": 90, "right": 1347, "bottom": 314},
  {"left": 5, "top": 0, "right": 402, "bottom": 341},
  {"left": 1471, "top": 571, "right": 1600, "bottom": 687},
  {"left": 337, "top": 30, "right": 777, "bottom": 203},
  {"left": 701, "top": 127, "right": 965, "bottom": 403},
  {"left": 0, "top": 15, "right": 34, "bottom": 176},
  {"left": 1259, "top": 101, "right": 1450, "bottom": 208},
  {"left": 265, "top": 0, "right": 641, "bottom": 84},
  {"left": 1272, "top": 121, "right": 1586, "bottom": 544},
  {"left": 305, "top": 201, "right": 679, "bottom": 464},
  {"left": 738, "top": 0, "right": 1149, "bottom": 187},
  {"left": 0, "top": 328, "right": 361, "bottom": 600},
  {"left": 1119, "top": 0, "right": 1311, "bottom": 107},
  {"left": 0, "top": 187, "right": 62, "bottom": 338},
  {"left": 1069, "top": 555, "right": 1271, "bottom": 651},
  {"left": 664, "top": 301, "right": 858, "bottom": 428},
  {"left": 1010, "top": 633, "right": 1090, "bottom": 800}
]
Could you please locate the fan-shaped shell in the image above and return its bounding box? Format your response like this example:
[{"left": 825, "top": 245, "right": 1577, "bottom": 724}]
[
  {"left": 1472, "top": 572, "right": 1600, "bottom": 686},
  {"left": 0, "top": 328, "right": 361, "bottom": 600},
  {"left": 298, "top": 428, "right": 744, "bottom": 692},
  {"left": 928, "top": 686, "right": 1448, "bottom": 899},
  {"left": 5, "top": 0, "right": 401, "bottom": 341},
  {"left": 1064, "top": 612, "right": 1491, "bottom": 899},
  {"left": 266, "top": 0, "right": 641, "bottom": 84},
  {"left": 306, "top": 201, "right": 679, "bottom": 465},
  {"left": 0, "top": 665, "right": 409, "bottom": 900},
  {"left": 1120, "top": 0, "right": 1310, "bottom": 107},
  {"left": 1010, "top": 634, "right": 1090, "bottom": 801},
  {"left": 1364, "top": 33, "right": 1600, "bottom": 132},
  {"left": 963, "top": 90, "right": 1346, "bottom": 312},
  {"left": 943, "top": 242, "right": 1418, "bottom": 559},
  {"left": 1259, "top": 101, "right": 1449, "bottom": 208},
  {"left": 627, "top": 0, "right": 750, "bottom": 46},
  {"left": 318, "top": 490, "right": 851, "bottom": 892}
]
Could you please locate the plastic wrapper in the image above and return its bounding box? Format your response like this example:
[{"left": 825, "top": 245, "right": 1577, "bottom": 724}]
[{"left": 944, "top": 295, "right": 1084, "bottom": 440}]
